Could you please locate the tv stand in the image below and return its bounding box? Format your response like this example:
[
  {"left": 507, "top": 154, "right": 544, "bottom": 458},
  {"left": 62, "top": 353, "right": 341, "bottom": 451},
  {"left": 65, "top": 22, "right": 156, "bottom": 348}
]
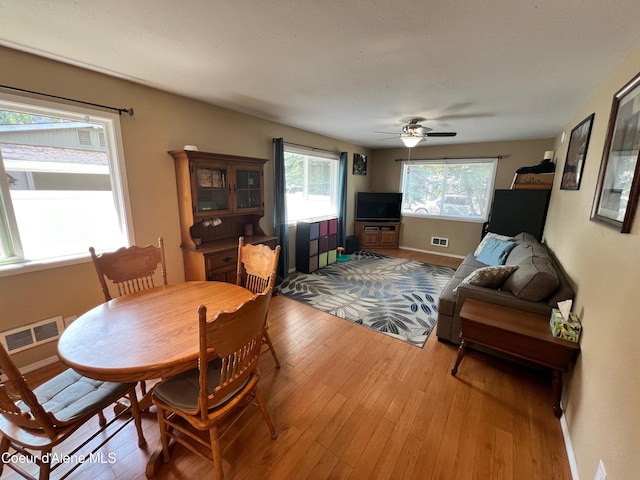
[{"left": 355, "top": 221, "right": 401, "bottom": 249}]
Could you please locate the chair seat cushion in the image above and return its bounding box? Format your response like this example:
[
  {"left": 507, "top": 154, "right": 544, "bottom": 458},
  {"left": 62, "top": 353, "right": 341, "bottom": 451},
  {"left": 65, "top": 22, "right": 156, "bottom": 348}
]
[
  {"left": 18, "top": 369, "right": 133, "bottom": 423},
  {"left": 153, "top": 358, "right": 248, "bottom": 411}
]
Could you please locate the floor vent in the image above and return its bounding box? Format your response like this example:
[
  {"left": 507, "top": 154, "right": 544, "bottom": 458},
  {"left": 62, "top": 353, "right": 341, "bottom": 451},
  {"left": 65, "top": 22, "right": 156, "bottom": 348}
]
[
  {"left": 431, "top": 236, "right": 449, "bottom": 247},
  {"left": 1, "top": 316, "right": 64, "bottom": 354}
]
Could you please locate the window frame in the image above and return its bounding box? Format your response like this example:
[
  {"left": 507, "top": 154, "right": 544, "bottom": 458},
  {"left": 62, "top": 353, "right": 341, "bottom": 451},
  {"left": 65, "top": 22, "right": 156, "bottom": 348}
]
[
  {"left": 0, "top": 92, "right": 135, "bottom": 276},
  {"left": 400, "top": 157, "right": 498, "bottom": 223},
  {"left": 283, "top": 144, "right": 340, "bottom": 224}
]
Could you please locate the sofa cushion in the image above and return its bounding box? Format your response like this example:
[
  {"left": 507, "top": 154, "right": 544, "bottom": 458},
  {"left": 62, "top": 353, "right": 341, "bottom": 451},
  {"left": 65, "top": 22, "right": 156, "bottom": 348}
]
[
  {"left": 455, "top": 265, "right": 519, "bottom": 291},
  {"left": 439, "top": 253, "right": 482, "bottom": 317},
  {"left": 512, "top": 232, "right": 539, "bottom": 244},
  {"left": 503, "top": 243, "right": 559, "bottom": 301},
  {"left": 476, "top": 237, "right": 516, "bottom": 266}
]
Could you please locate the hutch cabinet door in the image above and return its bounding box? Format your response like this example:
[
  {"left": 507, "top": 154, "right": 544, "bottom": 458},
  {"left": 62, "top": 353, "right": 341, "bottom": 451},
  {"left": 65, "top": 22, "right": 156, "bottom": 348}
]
[
  {"left": 234, "top": 167, "right": 264, "bottom": 213},
  {"left": 192, "top": 164, "right": 232, "bottom": 216}
]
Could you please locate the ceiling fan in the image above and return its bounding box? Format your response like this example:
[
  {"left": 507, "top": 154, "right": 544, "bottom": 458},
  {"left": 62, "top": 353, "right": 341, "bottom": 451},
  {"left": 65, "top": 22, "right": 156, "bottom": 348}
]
[{"left": 377, "top": 119, "right": 457, "bottom": 147}]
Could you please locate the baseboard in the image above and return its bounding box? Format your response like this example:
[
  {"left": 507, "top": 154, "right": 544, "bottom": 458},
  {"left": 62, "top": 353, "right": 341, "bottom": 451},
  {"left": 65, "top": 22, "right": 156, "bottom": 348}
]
[
  {"left": 20, "top": 355, "right": 60, "bottom": 374},
  {"left": 399, "top": 245, "right": 466, "bottom": 259},
  {"left": 0, "top": 355, "right": 60, "bottom": 382},
  {"left": 560, "top": 404, "right": 580, "bottom": 480}
]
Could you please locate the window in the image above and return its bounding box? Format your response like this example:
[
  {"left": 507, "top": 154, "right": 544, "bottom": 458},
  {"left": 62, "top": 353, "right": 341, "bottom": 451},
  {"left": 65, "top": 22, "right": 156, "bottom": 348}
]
[
  {"left": 0, "top": 93, "right": 133, "bottom": 269},
  {"left": 284, "top": 145, "right": 339, "bottom": 222},
  {"left": 400, "top": 158, "right": 498, "bottom": 222}
]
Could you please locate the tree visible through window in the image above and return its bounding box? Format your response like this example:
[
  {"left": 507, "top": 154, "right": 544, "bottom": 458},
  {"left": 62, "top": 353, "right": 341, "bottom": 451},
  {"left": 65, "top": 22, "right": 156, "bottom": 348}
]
[
  {"left": 284, "top": 146, "right": 339, "bottom": 222},
  {"left": 400, "top": 158, "right": 497, "bottom": 221},
  {"left": 0, "top": 94, "right": 132, "bottom": 267}
]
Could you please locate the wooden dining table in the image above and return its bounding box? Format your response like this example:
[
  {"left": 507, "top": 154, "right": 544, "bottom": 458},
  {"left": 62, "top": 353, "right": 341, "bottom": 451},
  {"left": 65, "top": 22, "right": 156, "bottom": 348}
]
[{"left": 57, "top": 281, "right": 255, "bottom": 409}]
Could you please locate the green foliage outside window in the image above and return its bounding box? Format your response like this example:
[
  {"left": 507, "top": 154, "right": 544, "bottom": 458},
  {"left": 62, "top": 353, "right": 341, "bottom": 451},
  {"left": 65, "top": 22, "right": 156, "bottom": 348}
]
[{"left": 401, "top": 159, "right": 497, "bottom": 220}]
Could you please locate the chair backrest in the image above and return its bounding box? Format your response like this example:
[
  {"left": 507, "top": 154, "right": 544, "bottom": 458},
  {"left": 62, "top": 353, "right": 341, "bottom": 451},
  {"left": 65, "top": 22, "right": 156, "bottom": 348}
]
[
  {"left": 0, "top": 344, "right": 57, "bottom": 437},
  {"left": 197, "top": 288, "right": 273, "bottom": 417},
  {"left": 90, "top": 237, "right": 167, "bottom": 301},
  {"left": 236, "top": 237, "right": 280, "bottom": 294}
]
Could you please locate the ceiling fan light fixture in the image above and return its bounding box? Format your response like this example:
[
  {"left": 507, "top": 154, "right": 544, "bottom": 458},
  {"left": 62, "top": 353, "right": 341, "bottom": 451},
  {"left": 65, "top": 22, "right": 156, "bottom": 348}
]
[{"left": 400, "top": 135, "right": 423, "bottom": 148}]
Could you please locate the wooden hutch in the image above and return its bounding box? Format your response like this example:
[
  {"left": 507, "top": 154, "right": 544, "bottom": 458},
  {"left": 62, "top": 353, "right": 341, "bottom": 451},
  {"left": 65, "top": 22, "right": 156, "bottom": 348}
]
[{"left": 170, "top": 149, "right": 276, "bottom": 282}]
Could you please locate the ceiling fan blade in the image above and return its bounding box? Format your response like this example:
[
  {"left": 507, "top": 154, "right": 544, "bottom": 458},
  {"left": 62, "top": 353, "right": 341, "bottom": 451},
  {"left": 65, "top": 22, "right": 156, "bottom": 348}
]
[
  {"left": 378, "top": 136, "right": 401, "bottom": 141},
  {"left": 426, "top": 132, "right": 457, "bottom": 137},
  {"left": 374, "top": 131, "right": 400, "bottom": 135},
  {"left": 413, "top": 126, "right": 432, "bottom": 134}
]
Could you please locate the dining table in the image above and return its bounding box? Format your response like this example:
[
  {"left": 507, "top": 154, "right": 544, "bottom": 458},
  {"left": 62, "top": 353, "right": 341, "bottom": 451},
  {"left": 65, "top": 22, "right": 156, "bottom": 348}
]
[{"left": 57, "top": 281, "right": 255, "bottom": 410}]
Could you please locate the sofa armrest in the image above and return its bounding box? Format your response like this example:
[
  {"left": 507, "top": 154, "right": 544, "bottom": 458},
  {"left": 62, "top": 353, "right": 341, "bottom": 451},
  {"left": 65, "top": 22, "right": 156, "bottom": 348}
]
[{"left": 454, "top": 284, "right": 553, "bottom": 318}]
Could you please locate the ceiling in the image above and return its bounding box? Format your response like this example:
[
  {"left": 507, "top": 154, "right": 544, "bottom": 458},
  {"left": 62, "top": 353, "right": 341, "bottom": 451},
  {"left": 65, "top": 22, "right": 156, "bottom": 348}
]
[{"left": 1, "top": 1, "right": 640, "bottom": 149}]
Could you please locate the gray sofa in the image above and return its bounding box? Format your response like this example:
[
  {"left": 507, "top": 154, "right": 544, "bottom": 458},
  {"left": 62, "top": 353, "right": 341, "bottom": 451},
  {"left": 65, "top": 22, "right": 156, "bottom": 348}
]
[{"left": 436, "top": 232, "right": 575, "bottom": 344}]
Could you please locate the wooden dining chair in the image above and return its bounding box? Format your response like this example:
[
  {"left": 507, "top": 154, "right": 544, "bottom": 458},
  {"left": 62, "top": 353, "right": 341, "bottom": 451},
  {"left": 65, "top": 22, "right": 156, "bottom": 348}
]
[
  {"left": 236, "top": 236, "right": 281, "bottom": 368},
  {"left": 0, "top": 344, "right": 146, "bottom": 480},
  {"left": 90, "top": 236, "right": 167, "bottom": 395},
  {"left": 89, "top": 236, "right": 167, "bottom": 302},
  {"left": 148, "top": 288, "right": 278, "bottom": 479}
]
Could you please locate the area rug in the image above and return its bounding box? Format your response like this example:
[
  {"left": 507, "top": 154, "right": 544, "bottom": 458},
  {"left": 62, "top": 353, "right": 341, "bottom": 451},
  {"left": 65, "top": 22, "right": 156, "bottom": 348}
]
[{"left": 278, "top": 251, "right": 455, "bottom": 347}]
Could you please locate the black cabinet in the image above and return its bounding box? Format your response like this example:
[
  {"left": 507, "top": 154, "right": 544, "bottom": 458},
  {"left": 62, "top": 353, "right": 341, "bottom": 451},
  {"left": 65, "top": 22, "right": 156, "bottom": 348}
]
[
  {"left": 484, "top": 189, "right": 551, "bottom": 241},
  {"left": 296, "top": 217, "right": 338, "bottom": 273}
]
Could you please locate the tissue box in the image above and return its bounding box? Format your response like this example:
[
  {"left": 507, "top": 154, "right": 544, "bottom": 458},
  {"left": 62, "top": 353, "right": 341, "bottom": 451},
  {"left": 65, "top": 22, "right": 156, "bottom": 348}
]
[{"left": 549, "top": 308, "right": 582, "bottom": 342}]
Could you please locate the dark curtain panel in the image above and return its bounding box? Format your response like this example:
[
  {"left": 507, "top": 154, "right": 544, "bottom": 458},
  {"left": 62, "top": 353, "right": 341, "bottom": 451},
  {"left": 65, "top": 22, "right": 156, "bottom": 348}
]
[
  {"left": 273, "top": 138, "right": 289, "bottom": 279},
  {"left": 337, "top": 152, "right": 348, "bottom": 248}
]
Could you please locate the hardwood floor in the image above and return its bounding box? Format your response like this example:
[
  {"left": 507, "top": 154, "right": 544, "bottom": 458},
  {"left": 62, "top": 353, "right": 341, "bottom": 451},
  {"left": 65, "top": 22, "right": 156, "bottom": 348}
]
[{"left": 12, "top": 249, "right": 572, "bottom": 479}]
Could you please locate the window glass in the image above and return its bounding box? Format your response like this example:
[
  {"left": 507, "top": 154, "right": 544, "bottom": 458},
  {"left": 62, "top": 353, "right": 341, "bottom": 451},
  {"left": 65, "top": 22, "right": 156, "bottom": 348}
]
[
  {"left": 0, "top": 95, "right": 132, "bottom": 267},
  {"left": 400, "top": 158, "right": 497, "bottom": 222},
  {"left": 284, "top": 147, "right": 339, "bottom": 222}
]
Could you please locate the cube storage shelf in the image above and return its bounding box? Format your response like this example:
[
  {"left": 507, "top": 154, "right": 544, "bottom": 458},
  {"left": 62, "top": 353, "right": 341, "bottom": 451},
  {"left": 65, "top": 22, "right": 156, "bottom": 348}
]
[{"left": 296, "top": 216, "right": 338, "bottom": 273}]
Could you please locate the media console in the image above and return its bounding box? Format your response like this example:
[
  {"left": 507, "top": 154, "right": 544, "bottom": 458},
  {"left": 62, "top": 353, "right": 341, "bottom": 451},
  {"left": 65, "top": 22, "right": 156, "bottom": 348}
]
[{"left": 355, "top": 221, "right": 400, "bottom": 249}]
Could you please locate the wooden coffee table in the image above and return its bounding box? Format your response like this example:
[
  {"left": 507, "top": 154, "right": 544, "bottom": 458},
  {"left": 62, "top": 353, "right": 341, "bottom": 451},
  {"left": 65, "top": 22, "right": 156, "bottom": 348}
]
[{"left": 451, "top": 298, "right": 580, "bottom": 418}]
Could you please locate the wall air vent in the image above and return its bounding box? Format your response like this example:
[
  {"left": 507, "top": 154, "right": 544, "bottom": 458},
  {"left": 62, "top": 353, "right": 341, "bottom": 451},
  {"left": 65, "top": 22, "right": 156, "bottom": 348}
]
[
  {"left": 1, "top": 316, "right": 65, "bottom": 354},
  {"left": 77, "top": 129, "right": 93, "bottom": 146},
  {"left": 430, "top": 236, "right": 449, "bottom": 247}
]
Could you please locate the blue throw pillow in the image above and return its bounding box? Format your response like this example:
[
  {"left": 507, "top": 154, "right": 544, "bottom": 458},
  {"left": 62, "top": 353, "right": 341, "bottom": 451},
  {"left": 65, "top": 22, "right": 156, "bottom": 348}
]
[{"left": 476, "top": 237, "right": 516, "bottom": 266}]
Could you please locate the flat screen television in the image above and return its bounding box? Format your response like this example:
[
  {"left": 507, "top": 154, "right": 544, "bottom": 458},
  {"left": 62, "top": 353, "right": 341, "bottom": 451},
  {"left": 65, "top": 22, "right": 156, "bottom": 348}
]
[{"left": 355, "top": 192, "right": 403, "bottom": 222}]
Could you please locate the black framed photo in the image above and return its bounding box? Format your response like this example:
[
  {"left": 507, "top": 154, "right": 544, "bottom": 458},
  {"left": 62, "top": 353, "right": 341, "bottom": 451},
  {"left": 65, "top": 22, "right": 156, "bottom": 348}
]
[
  {"left": 591, "top": 72, "right": 640, "bottom": 233},
  {"left": 353, "top": 153, "right": 367, "bottom": 175},
  {"left": 561, "top": 113, "right": 594, "bottom": 190}
]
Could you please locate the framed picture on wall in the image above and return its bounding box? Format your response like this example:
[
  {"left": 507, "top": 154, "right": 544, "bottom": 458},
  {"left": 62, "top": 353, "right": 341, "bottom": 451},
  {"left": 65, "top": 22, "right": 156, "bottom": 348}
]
[
  {"left": 561, "top": 113, "right": 594, "bottom": 190},
  {"left": 591, "top": 72, "right": 640, "bottom": 233},
  {"left": 353, "top": 153, "right": 367, "bottom": 175}
]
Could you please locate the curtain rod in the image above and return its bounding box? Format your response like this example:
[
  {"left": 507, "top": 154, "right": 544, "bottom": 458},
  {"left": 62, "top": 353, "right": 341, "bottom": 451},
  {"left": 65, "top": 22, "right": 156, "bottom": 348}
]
[
  {"left": 395, "top": 155, "right": 502, "bottom": 162},
  {"left": 282, "top": 140, "right": 338, "bottom": 155},
  {"left": 0, "top": 84, "right": 135, "bottom": 116}
]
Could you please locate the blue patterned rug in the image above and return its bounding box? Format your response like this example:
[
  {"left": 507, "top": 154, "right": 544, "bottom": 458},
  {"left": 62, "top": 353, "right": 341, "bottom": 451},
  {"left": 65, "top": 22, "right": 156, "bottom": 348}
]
[{"left": 278, "top": 251, "right": 455, "bottom": 348}]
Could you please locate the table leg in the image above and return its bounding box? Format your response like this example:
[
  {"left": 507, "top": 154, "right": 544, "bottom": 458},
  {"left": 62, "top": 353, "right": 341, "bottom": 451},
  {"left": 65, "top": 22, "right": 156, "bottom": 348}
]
[
  {"left": 552, "top": 369, "right": 563, "bottom": 418},
  {"left": 451, "top": 339, "right": 468, "bottom": 376},
  {"left": 146, "top": 438, "right": 176, "bottom": 477},
  {"left": 113, "top": 385, "right": 155, "bottom": 416}
]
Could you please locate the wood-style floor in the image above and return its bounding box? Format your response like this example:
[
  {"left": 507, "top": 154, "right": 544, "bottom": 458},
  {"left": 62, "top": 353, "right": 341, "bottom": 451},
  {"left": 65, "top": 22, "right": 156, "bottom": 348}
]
[{"left": 12, "top": 249, "right": 572, "bottom": 480}]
